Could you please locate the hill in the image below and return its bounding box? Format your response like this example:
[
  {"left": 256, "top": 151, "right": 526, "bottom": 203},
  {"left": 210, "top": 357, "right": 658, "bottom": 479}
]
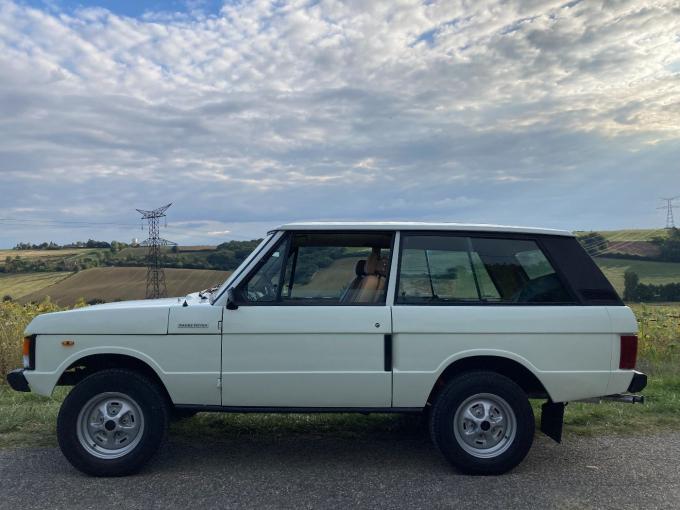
[
  {"left": 20, "top": 267, "right": 230, "bottom": 306},
  {"left": 0, "top": 272, "right": 73, "bottom": 300},
  {"left": 594, "top": 258, "right": 680, "bottom": 296}
]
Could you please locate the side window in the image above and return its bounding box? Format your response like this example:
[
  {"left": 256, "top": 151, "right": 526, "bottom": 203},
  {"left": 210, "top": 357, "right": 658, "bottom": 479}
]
[
  {"left": 281, "top": 232, "right": 392, "bottom": 304},
  {"left": 238, "top": 232, "right": 393, "bottom": 305},
  {"left": 397, "top": 235, "right": 479, "bottom": 303},
  {"left": 469, "top": 237, "right": 573, "bottom": 303},
  {"left": 396, "top": 234, "right": 574, "bottom": 305},
  {"left": 237, "top": 238, "right": 288, "bottom": 303}
]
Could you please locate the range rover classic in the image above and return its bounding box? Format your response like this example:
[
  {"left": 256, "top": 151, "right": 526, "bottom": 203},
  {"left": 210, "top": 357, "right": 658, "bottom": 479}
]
[{"left": 6, "top": 222, "right": 647, "bottom": 476}]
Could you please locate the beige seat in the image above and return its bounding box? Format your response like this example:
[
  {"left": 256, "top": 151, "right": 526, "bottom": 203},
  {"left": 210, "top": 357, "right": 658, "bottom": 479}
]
[{"left": 343, "top": 249, "right": 388, "bottom": 304}]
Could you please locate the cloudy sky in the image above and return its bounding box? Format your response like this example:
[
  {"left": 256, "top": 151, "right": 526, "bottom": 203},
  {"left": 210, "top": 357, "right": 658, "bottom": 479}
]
[{"left": 1, "top": 0, "right": 679, "bottom": 247}]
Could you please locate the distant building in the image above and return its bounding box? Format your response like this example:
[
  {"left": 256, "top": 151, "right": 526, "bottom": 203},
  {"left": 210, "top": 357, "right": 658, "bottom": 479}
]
[{"left": 131, "top": 238, "right": 140, "bottom": 247}]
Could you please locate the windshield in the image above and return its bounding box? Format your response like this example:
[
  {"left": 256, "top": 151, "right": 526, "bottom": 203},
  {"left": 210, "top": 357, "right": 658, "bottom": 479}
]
[{"left": 210, "top": 232, "right": 276, "bottom": 304}]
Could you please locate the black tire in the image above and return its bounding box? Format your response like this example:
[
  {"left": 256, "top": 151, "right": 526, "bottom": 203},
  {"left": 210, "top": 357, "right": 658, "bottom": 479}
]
[
  {"left": 57, "top": 369, "right": 169, "bottom": 477},
  {"left": 429, "top": 371, "right": 534, "bottom": 475},
  {"left": 171, "top": 408, "right": 198, "bottom": 422}
]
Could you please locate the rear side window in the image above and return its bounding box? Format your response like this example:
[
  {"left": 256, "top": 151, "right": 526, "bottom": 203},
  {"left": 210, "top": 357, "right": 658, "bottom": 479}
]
[{"left": 397, "top": 234, "right": 574, "bottom": 304}]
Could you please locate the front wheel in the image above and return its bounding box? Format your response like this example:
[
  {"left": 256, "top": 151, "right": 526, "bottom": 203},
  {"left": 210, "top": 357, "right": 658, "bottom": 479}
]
[
  {"left": 429, "top": 371, "right": 535, "bottom": 475},
  {"left": 57, "top": 369, "right": 169, "bottom": 476}
]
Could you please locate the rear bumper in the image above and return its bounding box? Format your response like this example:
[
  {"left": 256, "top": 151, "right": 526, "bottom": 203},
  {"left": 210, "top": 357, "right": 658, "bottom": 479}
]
[
  {"left": 6, "top": 369, "right": 30, "bottom": 392},
  {"left": 627, "top": 370, "right": 647, "bottom": 393}
]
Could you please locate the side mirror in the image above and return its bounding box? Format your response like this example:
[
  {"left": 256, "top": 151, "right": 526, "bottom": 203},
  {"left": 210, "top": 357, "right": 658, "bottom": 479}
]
[{"left": 226, "top": 287, "right": 239, "bottom": 310}]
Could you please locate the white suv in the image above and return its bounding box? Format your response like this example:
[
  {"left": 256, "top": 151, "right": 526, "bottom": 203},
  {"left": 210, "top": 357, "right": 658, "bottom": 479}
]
[{"left": 7, "top": 222, "right": 647, "bottom": 476}]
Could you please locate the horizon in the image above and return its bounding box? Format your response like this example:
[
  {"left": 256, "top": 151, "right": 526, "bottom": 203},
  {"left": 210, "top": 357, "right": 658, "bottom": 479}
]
[
  {"left": 1, "top": 0, "right": 679, "bottom": 247},
  {"left": 0, "top": 224, "right": 673, "bottom": 250}
]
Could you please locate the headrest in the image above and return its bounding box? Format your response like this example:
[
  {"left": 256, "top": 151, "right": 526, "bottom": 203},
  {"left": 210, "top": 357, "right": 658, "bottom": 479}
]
[
  {"left": 355, "top": 259, "right": 366, "bottom": 277},
  {"left": 365, "top": 251, "right": 379, "bottom": 274}
]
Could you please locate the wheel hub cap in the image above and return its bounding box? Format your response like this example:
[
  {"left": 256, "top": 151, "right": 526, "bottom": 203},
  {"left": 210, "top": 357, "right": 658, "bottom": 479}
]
[
  {"left": 76, "top": 392, "right": 145, "bottom": 459},
  {"left": 453, "top": 393, "right": 517, "bottom": 459}
]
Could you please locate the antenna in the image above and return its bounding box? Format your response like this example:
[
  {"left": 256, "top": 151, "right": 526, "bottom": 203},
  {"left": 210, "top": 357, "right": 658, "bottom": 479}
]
[
  {"left": 136, "top": 203, "right": 176, "bottom": 299},
  {"left": 657, "top": 197, "right": 680, "bottom": 229}
]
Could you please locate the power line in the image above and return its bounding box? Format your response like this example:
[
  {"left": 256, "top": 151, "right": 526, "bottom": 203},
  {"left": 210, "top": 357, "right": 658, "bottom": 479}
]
[
  {"left": 136, "top": 203, "right": 176, "bottom": 299},
  {"left": 658, "top": 197, "right": 680, "bottom": 229}
]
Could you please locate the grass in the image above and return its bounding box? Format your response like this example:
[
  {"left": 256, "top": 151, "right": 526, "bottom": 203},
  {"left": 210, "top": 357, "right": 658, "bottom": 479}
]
[
  {"left": 1, "top": 376, "right": 678, "bottom": 448},
  {"left": 0, "top": 272, "right": 72, "bottom": 300},
  {"left": 596, "top": 257, "right": 680, "bottom": 295}
]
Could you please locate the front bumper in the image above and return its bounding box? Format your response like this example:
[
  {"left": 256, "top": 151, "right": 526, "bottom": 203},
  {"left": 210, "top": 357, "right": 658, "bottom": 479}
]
[{"left": 6, "top": 369, "right": 30, "bottom": 392}]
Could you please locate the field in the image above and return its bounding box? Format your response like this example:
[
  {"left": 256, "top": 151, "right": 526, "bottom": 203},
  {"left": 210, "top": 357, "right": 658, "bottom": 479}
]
[
  {"left": 577, "top": 229, "right": 669, "bottom": 241},
  {"left": 595, "top": 257, "right": 680, "bottom": 295},
  {"left": 17, "top": 267, "right": 230, "bottom": 306},
  {"left": 0, "top": 272, "right": 72, "bottom": 300},
  {"left": 0, "top": 249, "right": 95, "bottom": 261}
]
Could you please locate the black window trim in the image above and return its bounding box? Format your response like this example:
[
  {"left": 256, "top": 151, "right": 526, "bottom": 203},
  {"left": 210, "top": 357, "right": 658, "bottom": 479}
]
[
  {"left": 393, "top": 230, "right": 582, "bottom": 307},
  {"left": 234, "top": 230, "right": 396, "bottom": 307}
]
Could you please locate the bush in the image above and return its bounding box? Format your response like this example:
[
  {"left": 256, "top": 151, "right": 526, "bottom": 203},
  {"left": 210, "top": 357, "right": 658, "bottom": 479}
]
[{"left": 0, "top": 300, "right": 61, "bottom": 379}]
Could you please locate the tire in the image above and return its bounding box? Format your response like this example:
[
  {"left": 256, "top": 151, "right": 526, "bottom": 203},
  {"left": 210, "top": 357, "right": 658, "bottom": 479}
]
[
  {"left": 57, "top": 369, "right": 169, "bottom": 477},
  {"left": 429, "top": 371, "right": 534, "bottom": 475},
  {"left": 171, "top": 408, "right": 198, "bottom": 422}
]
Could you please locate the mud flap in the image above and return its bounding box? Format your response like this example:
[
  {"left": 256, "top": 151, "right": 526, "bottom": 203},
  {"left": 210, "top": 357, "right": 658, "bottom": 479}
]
[{"left": 540, "top": 401, "right": 565, "bottom": 443}]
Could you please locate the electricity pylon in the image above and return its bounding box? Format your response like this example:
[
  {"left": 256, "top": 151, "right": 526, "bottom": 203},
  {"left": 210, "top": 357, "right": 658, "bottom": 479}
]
[{"left": 136, "top": 203, "right": 176, "bottom": 299}]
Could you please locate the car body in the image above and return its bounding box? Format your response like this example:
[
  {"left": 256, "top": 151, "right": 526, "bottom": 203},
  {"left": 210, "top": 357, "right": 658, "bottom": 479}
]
[{"left": 7, "top": 222, "right": 647, "bottom": 476}]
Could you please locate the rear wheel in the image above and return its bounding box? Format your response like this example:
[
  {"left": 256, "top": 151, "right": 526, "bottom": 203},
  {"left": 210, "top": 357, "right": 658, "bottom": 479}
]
[
  {"left": 429, "top": 371, "right": 534, "bottom": 475},
  {"left": 57, "top": 369, "right": 169, "bottom": 476}
]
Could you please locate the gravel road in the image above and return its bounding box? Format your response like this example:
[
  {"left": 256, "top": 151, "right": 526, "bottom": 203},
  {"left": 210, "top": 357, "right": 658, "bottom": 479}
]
[{"left": 1, "top": 430, "right": 678, "bottom": 509}]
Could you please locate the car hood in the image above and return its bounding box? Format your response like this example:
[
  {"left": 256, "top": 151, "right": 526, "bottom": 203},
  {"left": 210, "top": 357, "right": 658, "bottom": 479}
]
[{"left": 25, "top": 297, "right": 184, "bottom": 336}]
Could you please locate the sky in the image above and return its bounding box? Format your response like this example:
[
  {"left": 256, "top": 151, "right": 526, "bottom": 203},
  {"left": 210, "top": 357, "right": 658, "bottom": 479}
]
[{"left": 0, "top": 0, "right": 679, "bottom": 247}]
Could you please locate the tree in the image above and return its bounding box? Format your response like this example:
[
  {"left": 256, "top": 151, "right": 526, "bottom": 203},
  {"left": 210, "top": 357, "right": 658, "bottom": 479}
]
[
  {"left": 623, "top": 270, "right": 639, "bottom": 301},
  {"left": 658, "top": 228, "right": 680, "bottom": 262}
]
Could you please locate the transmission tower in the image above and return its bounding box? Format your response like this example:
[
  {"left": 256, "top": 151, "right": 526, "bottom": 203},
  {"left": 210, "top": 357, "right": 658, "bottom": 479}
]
[
  {"left": 136, "top": 203, "right": 176, "bottom": 299},
  {"left": 658, "top": 197, "right": 680, "bottom": 229}
]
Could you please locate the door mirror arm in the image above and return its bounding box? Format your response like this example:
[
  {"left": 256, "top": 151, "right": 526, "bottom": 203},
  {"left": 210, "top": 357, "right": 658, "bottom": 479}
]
[{"left": 226, "top": 287, "right": 239, "bottom": 310}]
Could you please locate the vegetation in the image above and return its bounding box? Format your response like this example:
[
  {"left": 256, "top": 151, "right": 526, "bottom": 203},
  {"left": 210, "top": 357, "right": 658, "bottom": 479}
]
[
  {"left": 624, "top": 270, "right": 680, "bottom": 302},
  {"left": 19, "top": 267, "right": 230, "bottom": 306},
  {"left": 595, "top": 257, "right": 680, "bottom": 296},
  {"left": 0, "top": 301, "right": 679, "bottom": 446},
  {"left": 0, "top": 300, "right": 60, "bottom": 379},
  {"left": 655, "top": 228, "right": 680, "bottom": 262},
  {"left": 1, "top": 239, "right": 263, "bottom": 275},
  {"left": 14, "top": 239, "right": 118, "bottom": 250}
]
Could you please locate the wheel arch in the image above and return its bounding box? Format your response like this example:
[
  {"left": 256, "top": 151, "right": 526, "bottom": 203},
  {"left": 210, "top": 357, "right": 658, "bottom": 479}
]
[
  {"left": 57, "top": 352, "right": 172, "bottom": 405},
  {"left": 427, "top": 354, "right": 550, "bottom": 405}
]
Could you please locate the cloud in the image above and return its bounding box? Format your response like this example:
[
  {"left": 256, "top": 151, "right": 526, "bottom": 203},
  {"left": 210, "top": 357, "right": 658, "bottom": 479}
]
[{"left": 0, "top": 0, "right": 679, "bottom": 246}]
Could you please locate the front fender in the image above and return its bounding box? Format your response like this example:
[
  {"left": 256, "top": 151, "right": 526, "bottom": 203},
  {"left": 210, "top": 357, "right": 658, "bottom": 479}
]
[{"left": 24, "top": 339, "right": 167, "bottom": 397}]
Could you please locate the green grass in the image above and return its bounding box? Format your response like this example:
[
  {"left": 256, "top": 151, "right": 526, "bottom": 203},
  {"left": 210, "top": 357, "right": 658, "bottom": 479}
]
[
  {"left": 596, "top": 257, "right": 680, "bottom": 295},
  {"left": 1, "top": 373, "right": 678, "bottom": 448}
]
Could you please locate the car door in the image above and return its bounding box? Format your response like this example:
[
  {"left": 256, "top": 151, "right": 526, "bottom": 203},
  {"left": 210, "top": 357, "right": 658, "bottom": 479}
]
[{"left": 220, "top": 230, "right": 394, "bottom": 408}]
